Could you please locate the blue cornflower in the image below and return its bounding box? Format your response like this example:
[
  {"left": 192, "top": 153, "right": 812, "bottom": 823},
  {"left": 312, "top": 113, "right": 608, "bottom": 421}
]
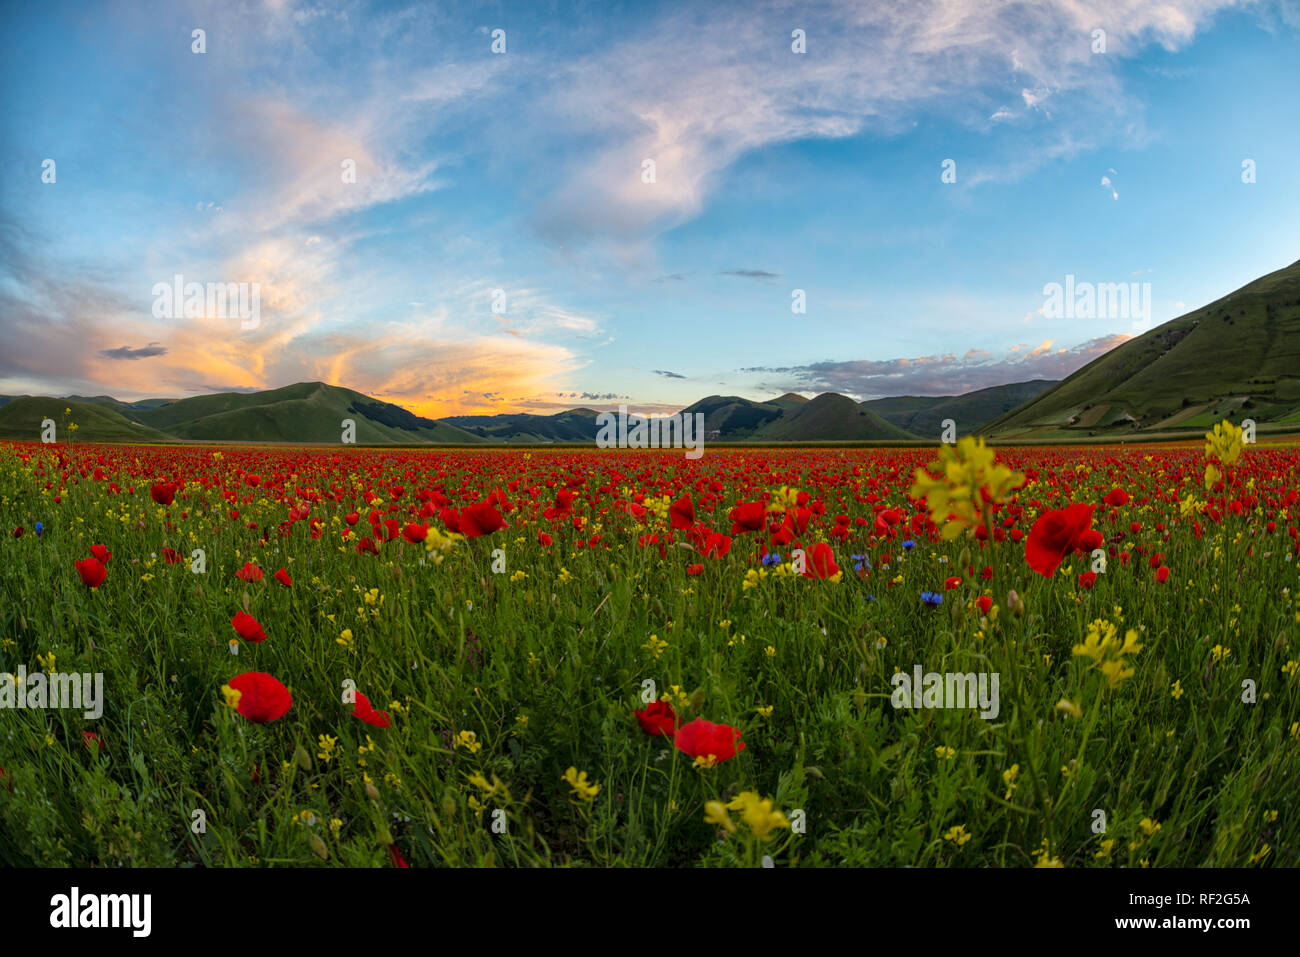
[
  {"left": 902, "top": 539, "right": 916, "bottom": 551},
  {"left": 762, "top": 552, "right": 783, "bottom": 567},
  {"left": 851, "top": 553, "right": 872, "bottom": 572},
  {"left": 34, "top": 522, "right": 44, "bottom": 536},
  {"left": 920, "top": 590, "right": 943, "bottom": 607}
]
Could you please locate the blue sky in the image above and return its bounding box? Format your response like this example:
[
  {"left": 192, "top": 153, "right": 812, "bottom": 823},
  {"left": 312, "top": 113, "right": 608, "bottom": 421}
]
[{"left": 2, "top": 0, "right": 1298, "bottom": 416}]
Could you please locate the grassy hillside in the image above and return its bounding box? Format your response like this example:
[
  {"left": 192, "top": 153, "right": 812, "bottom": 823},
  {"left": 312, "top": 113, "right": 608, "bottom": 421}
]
[
  {"left": 754, "top": 392, "right": 915, "bottom": 441},
  {"left": 679, "top": 395, "right": 786, "bottom": 439},
  {"left": 983, "top": 259, "right": 1300, "bottom": 439},
  {"left": 864, "top": 380, "right": 1058, "bottom": 437},
  {"left": 443, "top": 408, "right": 602, "bottom": 442},
  {"left": 130, "top": 382, "right": 481, "bottom": 444},
  {"left": 0, "top": 397, "right": 171, "bottom": 442}
]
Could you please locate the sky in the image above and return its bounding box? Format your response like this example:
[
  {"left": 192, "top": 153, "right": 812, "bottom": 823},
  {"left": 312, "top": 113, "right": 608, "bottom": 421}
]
[{"left": 2, "top": 0, "right": 1298, "bottom": 417}]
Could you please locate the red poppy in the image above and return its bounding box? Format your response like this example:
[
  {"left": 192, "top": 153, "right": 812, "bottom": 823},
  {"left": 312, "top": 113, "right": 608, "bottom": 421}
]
[
  {"left": 75, "top": 556, "right": 108, "bottom": 589},
  {"left": 703, "top": 532, "right": 732, "bottom": 559},
  {"left": 687, "top": 562, "right": 704, "bottom": 575},
  {"left": 1104, "top": 487, "right": 1130, "bottom": 507},
  {"left": 273, "top": 568, "right": 292, "bottom": 587},
  {"left": 231, "top": 610, "right": 267, "bottom": 643},
  {"left": 669, "top": 495, "right": 695, "bottom": 530},
  {"left": 1024, "top": 504, "right": 1096, "bottom": 578},
  {"left": 89, "top": 544, "right": 112, "bottom": 564},
  {"left": 944, "top": 575, "right": 962, "bottom": 590},
  {"left": 1078, "top": 570, "right": 1098, "bottom": 589},
  {"left": 458, "top": 502, "right": 509, "bottom": 538},
  {"left": 388, "top": 844, "right": 410, "bottom": 868},
  {"left": 356, "top": 536, "right": 379, "bottom": 555},
  {"left": 977, "top": 595, "right": 993, "bottom": 615},
  {"left": 635, "top": 700, "right": 678, "bottom": 737},
  {"left": 802, "top": 542, "right": 840, "bottom": 579},
  {"left": 673, "top": 717, "right": 745, "bottom": 763},
  {"left": 12, "top": 527, "right": 21, "bottom": 538},
  {"left": 344, "top": 511, "right": 360, "bottom": 526},
  {"left": 351, "top": 691, "right": 391, "bottom": 729},
  {"left": 1154, "top": 565, "right": 1170, "bottom": 583},
  {"left": 226, "top": 672, "right": 292, "bottom": 723},
  {"left": 235, "top": 562, "right": 264, "bottom": 582},
  {"left": 729, "top": 501, "right": 767, "bottom": 534},
  {"left": 150, "top": 482, "right": 177, "bottom": 505},
  {"left": 82, "top": 731, "right": 104, "bottom": 752},
  {"left": 401, "top": 522, "right": 428, "bottom": 544},
  {"left": 537, "top": 531, "right": 553, "bottom": 547}
]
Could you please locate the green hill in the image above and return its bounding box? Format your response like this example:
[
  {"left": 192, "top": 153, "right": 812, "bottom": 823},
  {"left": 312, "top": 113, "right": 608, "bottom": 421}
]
[
  {"left": 678, "top": 395, "right": 788, "bottom": 438},
  {"left": 442, "top": 408, "right": 603, "bottom": 442},
  {"left": 752, "top": 392, "right": 916, "bottom": 441},
  {"left": 982, "top": 259, "right": 1300, "bottom": 439},
  {"left": 0, "top": 397, "right": 171, "bottom": 442},
  {"left": 130, "top": 382, "right": 482, "bottom": 444},
  {"left": 863, "top": 380, "right": 1058, "bottom": 437}
]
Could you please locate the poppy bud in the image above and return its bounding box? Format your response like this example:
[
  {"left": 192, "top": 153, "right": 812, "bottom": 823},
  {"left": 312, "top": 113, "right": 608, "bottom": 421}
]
[
  {"left": 309, "top": 834, "right": 329, "bottom": 859},
  {"left": 957, "top": 546, "right": 971, "bottom": 570},
  {"left": 377, "top": 823, "right": 394, "bottom": 845},
  {"left": 366, "top": 780, "right": 380, "bottom": 801},
  {"left": 294, "top": 744, "right": 312, "bottom": 770},
  {"left": 1007, "top": 589, "right": 1025, "bottom": 617},
  {"left": 688, "top": 687, "right": 706, "bottom": 712}
]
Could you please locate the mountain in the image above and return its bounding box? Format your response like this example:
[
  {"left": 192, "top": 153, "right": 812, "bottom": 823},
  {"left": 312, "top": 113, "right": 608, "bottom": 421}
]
[
  {"left": 982, "top": 259, "right": 1300, "bottom": 439},
  {"left": 128, "top": 382, "right": 482, "bottom": 444},
  {"left": 0, "top": 397, "right": 172, "bottom": 442},
  {"left": 751, "top": 392, "right": 915, "bottom": 441},
  {"left": 862, "top": 380, "right": 1058, "bottom": 437},
  {"left": 677, "top": 395, "right": 788, "bottom": 439},
  {"left": 442, "top": 408, "right": 603, "bottom": 442}
]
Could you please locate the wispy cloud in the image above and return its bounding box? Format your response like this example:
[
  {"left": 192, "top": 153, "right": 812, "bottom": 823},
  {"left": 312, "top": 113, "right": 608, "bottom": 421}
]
[
  {"left": 99, "top": 342, "right": 168, "bottom": 361},
  {"left": 742, "top": 335, "right": 1129, "bottom": 399}
]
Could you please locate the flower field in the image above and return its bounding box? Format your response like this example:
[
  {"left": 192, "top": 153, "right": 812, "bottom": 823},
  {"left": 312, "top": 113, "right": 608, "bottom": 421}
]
[{"left": 1, "top": 429, "right": 1297, "bottom": 868}]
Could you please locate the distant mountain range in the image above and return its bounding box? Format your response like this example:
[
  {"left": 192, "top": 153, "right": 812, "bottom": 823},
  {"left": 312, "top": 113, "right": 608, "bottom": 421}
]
[
  {"left": 0, "top": 379, "right": 1053, "bottom": 445},
  {"left": 2, "top": 259, "right": 1297, "bottom": 446}
]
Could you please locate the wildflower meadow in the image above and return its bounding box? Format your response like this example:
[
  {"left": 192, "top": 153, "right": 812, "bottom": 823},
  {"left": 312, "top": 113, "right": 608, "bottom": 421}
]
[{"left": 1, "top": 422, "right": 1296, "bottom": 868}]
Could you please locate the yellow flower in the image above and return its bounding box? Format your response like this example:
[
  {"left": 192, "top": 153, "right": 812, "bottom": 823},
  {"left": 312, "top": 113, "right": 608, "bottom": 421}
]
[
  {"left": 755, "top": 705, "right": 773, "bottom": 718},
  {"left": 1210, "top": 644, "right": 1230, "bottom": 663},
  {"left": 643, "top": 634, "right": 668, "bottom": 658},
  {"left": 726, "top": 791, "right": 790, "bottom": 841},
  {"left": 316, "top": 734, "right": 338, "bottom": 763},
  {"left": 943, "top": 824, "right": 972, "bottom": 846},
  {"left": 562, "top": 766, "right": 600, "bottom": 801},
  {"left": 1034, "top": 839, "right": 1063, "bottom": 868},
  {"left": 1095, "top": 838, "right": 1114, "bottom": 859},
  {"left": 510, "top": 569, "right": 528, "bottom": 582},
  {"left": 909, "top": 436, "right": 1024, "bottom": 540},
  {"left": 1139, "top": 817, "right": 1161, "bottom": 837},
  {"left": 454, "top": 730, "right": 482, "bottom": 754},
  {"left": 1171, "top": 679, "right": 1184, "bottom": 699},
  {"left": 704, "top": 801, "right": 737, "bottom": 833},
  {"left": 935, "top": 746, "right": 956, "bottom": 760},
  {"left": 1055, "top": 698, "right": 1082, "bottom": 718},
  {"left": 1002, "top": 764, "right": 1020, "bottom": 800},
  {"left": 1205, "top": 419, "right": 1245, "bottom": 467},
  {"left": 220, "top": 684, "right": 243, "bottom": 710},
  {"left": 1073, "top": 619, "right": 1143, "bottom": 689}
]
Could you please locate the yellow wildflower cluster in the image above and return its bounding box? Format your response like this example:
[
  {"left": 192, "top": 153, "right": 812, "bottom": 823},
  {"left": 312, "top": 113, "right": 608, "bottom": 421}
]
[
  {"left": 1203, "top": 418, "right": 1246, "bottom": 490},
  {"left": 704, "top": 791, "right": 790, "bottom": 841},
  {"left": 1072, "top": 618, "right": 1144, "bottom": 689},
  {"left": 562, "top": 766, "right": 600, "bottom": 801},
  {"left": 909, "top": 436, "right": 1024, "bottom": 540}
]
